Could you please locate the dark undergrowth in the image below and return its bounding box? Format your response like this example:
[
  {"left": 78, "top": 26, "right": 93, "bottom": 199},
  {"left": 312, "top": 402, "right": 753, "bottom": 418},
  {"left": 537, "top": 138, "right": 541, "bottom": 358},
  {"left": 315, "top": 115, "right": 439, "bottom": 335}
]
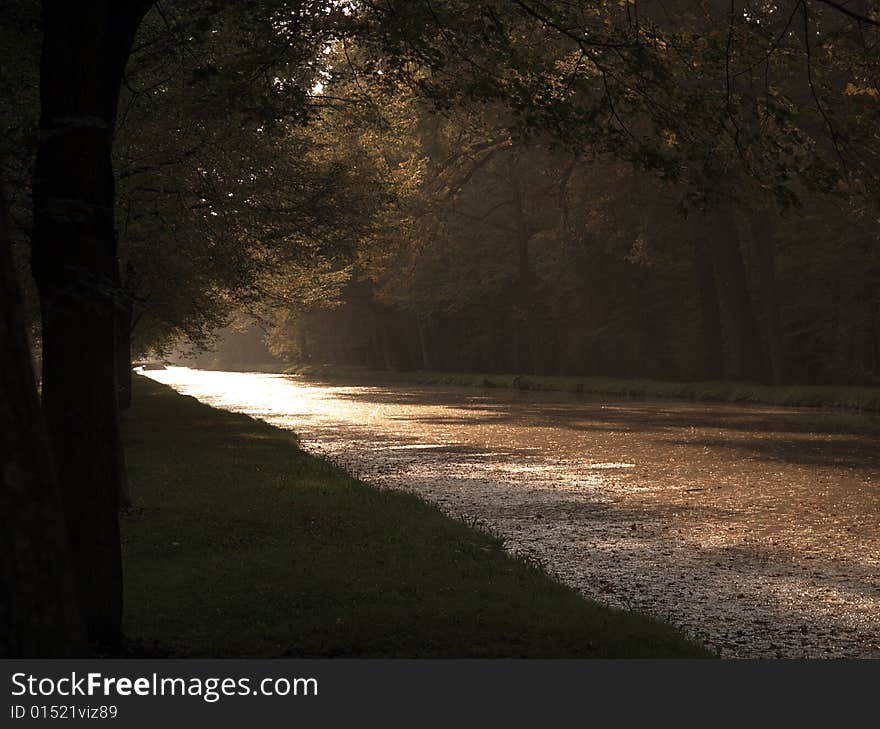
[{"left": 121, "top": 375, "right": 710, "bottom": 658}]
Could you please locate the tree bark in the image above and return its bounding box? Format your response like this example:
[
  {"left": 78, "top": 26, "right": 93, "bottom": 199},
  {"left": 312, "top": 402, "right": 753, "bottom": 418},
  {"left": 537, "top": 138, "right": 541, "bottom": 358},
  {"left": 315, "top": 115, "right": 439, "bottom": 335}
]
[
  {"left": 1, "top": 163, "right": 87, "bottom": 657},
  {"left": 115, "top": 296, "right": 133, "bottom": 411},
  {"left": 116, "top": 293, "right": 132, "bottom": 510},
  {"left": 30, "top": 0, "right": 152, "bottom": 652}
]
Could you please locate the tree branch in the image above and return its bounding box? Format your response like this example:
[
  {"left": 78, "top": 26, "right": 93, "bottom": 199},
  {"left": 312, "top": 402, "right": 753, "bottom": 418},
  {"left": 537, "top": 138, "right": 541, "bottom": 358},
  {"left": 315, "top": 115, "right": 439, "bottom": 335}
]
[{"left": 813, "top": 0, "right": 880, "bottom": 27}]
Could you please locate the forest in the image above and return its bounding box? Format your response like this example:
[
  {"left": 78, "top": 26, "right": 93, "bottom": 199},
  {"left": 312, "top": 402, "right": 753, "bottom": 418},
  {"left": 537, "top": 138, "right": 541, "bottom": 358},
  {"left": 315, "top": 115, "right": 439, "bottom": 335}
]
[
  {"left": 135, "top": 1, "right": 878, "bottom": 386},
  {"left": 2, "top": 1, "right": 880, "bottom": 658}
]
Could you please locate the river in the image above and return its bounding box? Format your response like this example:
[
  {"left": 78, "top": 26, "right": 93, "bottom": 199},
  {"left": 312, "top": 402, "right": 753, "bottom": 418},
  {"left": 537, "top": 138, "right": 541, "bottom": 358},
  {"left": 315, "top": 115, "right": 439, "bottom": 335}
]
[{"left": 141, "top": 366, "right": 880, "bottom": 658}]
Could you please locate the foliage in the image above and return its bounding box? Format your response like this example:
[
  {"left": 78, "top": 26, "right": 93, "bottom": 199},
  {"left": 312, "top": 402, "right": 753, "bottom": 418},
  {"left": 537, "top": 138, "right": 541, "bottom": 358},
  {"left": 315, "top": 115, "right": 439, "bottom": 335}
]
[
  {"left": 262, "top": 2, "right": 880, "bottom": 386},
  {"left": 116, "top": 1, "right": 390, "bottom": 354}
]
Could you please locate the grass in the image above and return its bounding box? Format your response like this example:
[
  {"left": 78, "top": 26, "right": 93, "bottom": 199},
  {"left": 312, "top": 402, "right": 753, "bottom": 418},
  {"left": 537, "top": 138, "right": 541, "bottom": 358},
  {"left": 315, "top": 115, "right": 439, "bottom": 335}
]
[
  {"left": 286, "top": 364, "right": 880, "bottom": 413},
  {"left": 121, "top": 375, "right": 710, "bottom": 658}
]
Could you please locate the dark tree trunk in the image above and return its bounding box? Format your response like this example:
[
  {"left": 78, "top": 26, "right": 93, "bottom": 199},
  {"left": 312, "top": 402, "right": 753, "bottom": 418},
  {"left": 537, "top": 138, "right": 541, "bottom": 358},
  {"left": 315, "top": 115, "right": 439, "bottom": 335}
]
[
  {"left": 115, "top": 298, "right": 133, "bottom": 411},
  {"left": 872, "top": 296, "right": 880, "bottom": 378},
  {"left": 377, "top": 314, "right": 393, "bottom": 370},
  {"left": 693, "top": 233, "right": 723, "bottom": 379},
  {"left": 748, "top": 209, "right": 787, "bottom": 385},
  {"left": 418, "top": 321, "right": 432, "bottom": 370},
  {"left": 709, "top": 205, "right": 765, "bottom": 382},
  {"left": 511, "top": 173, "right": 536, "bottom": 375},
  {"left": 116, "top": 300, "right": 132, "bottom": 509},
  {"left": 1, "top": 165, "right": 86, "bottom": 657},
  {"left": 298, "top": 327, "right": 311, "bottom": 364},
  {"left": 634, "top": 270, "right": 677, "bottom": 380},
  {"left": 30, "top": 0, "right": 152, "bottom": 652}
]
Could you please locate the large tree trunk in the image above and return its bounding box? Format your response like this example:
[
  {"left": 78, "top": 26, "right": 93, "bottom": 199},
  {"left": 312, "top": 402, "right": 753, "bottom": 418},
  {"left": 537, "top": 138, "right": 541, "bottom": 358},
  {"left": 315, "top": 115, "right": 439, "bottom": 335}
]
[
  {"left": 1, "top": 165, "right": 86, "bottom": 657},
  {"left": 115, "top": 296, "right": 133, "bottom": 411},
  {"left": 115, "top": 297, "right": 133, "bottom": 507},
  {"left": 30, "top": 0, "right": 151, "bottom": 652},
  {"left": 115, "top": 298, "right": 132, "bottom": 511},
  {"left": 709, "top": 204, "right": 765, "bottom": 382}
]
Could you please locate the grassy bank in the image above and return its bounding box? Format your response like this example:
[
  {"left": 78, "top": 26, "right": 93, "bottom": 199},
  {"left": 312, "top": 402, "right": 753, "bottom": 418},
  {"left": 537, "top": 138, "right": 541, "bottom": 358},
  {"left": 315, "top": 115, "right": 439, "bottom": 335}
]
[
  {"left": 121, "top": 375, "right": 709, "bottom": 658},
  {"left": 286, "top": 364, "right": 880, "bottom": 413}
]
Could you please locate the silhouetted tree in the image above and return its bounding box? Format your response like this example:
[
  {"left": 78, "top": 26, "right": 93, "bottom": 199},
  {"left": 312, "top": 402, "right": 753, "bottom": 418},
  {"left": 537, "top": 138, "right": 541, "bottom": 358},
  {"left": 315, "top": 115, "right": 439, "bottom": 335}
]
[
  {"left": 30, "top": 0, "right": 154, "bottom": 651},
  {"left": 1, "top": 163, "right": 86, "bottom": 657}
]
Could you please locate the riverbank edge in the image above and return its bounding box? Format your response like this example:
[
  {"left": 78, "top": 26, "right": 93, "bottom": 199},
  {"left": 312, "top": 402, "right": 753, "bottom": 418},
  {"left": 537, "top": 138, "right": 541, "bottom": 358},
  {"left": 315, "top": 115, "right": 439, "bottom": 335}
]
[
  {"left": 121, "top": 375, "right": 711, "bottom": 658},
  {"left": 261, "top": 364, "right": 880, "bottom": 413}
]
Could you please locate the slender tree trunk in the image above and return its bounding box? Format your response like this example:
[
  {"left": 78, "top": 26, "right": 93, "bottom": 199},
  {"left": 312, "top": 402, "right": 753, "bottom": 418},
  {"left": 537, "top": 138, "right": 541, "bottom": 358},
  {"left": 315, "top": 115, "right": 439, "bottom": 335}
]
[
  {"left": 693, "top": 233, "right": 723, "bottom": 379},
  {"left": 748, "top": 209, "right": 787, "bottom": 384},
  {"left": 418, "top": 321, "right": 432, "bottom": 370},
  {"left": 871, "top": 296, "right": 880, "bottom": 378},
  {"left": 30, "top": 0, "right": 151, "bottom": 652},
  {"left": 1, "top": 164, "right": 86, "bottom": 657},
  {"left": 511, "top": 173, "right": 536, "bottom": 375},
  {"left": 298, "top": 327, "right": 311, "bottom": 364},
  {"left": 634, "top": 270, "right": 677, "bottom": 379},
  {"left": 380, "top": 318, "right": 391, "bottom": 370},
  {"left": 709, "top": 204, "right": 764, "bottom": 382}
]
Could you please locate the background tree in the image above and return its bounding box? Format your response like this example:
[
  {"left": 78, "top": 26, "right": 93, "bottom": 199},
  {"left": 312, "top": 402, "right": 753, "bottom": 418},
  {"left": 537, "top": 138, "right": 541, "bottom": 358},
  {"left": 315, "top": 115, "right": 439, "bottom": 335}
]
[{"left": 264, "top": 8, "right": 880, "bottom": 385}]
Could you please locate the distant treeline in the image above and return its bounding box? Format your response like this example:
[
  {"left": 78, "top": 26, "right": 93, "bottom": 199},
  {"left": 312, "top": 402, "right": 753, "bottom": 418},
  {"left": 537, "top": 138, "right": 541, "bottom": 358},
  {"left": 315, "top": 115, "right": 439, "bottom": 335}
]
[{"left": 259, "top": 148, "right": 879, "bottom": 387}]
